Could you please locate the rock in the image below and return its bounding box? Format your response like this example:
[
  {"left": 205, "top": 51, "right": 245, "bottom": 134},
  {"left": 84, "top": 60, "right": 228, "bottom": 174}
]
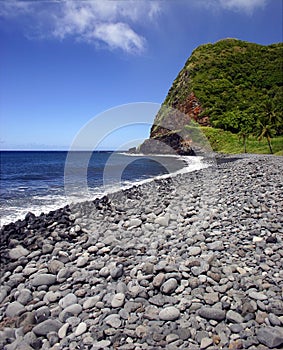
[
  {"left": 105, "top": 314, "right": 121, "bottom": 328},
  {"left": 35, "top": 306, "right": 50, "bottom": 323},
  {"left": 42, "top": 243, "right": 53, "bottom": 254},
  {"left": 32, "top": 319, "right": 62, "bottom": 336},
  {"left": 159, "top": 306, "right": 180, "bottom": 321},
  {"left": 77, "top": 255, "right": 89, "bottom": 267},
  {"left": 5, "top": 301, "right": 25, "bottom": 317},
  {"left": 31, "top": 274, "right": 56, "bottom": 287},
  {"left": 198, "top": 307, "right": 226, "bottom": 321},
  {"left": 92, "top": 340, "right": 111, "bottom": 349},
  {"left": 58, "top": 323, "right": 69, "bottom": 339},
  {"left": 75, "top": 322, "right": 87, "bottom": 336},
  {"left": 248, "top": 291, "right": 268, "bottom": 301},
  {"left": 268, "top": 313, "right": 282, "bottom": 326},
  {"left": 9, "top": 245, "right": 30, "bottom": 259},
  {"left": 228, "top": 340, "right": 244, "bottom": 349},
  {"left": 203, "top": 292, "right": 219, "bottom": 305},
  {"left": 83, "top": 296, "right": 100, "bottom": 309},
  {"left": 142, "top": 262, "right": 154, "bottom": 274},
  {"left": 59, "top": 304, "right": 82, "bottom": 322},
  {"left": 136, "top": 325, "right": 147, "bottom": 338},
  {"left": 128, "top": 218, "right": 142, "bottom": 227},
  {"left": 17, "top": 311, "right": 35, "bottom": 329},
  {"left": 57, "top": 267, "right": 71, "bottom": 282},
  {"left": 226, "top": 310, "right": 244, "bottom": 323},
  {"left": 207, "top": 241, "right": 224, "bottom": 251},
  {"left": 153, "top": 273, "right": 166, "bottom": 288},
  {"left": 266, "top": 236, "right": 277, "bottom": 243},
  {"left": 17, "top": 289, "right": 32, "bottom": 305},
  {"left": 48, "top": 260, "right": 64, "bottom": 274},
  {"left": 0, "top": 288, "right": 8, "bottom": 303},
  {"left": 188, "top": 247, "right": 201, "bottom": 256},
  {"left": 59, "top": 293, "right": 77, "bottom": 309},
  {"left": 200, "top": 337, "right": 213, "bottom": 349},
  {"left": 166, "top": 334, "right": 179, "bottom": 343},
  {"left": 111, "top": 293, "right": 125, "bottom": 308},
  {"left": 253, "top": 236, "right": 264, "bottom": 243},
  {"left": 111, "top": 265, "right": 124, "bottom": 279},
  {"left": 257, "top": 326, "right": 283, "bottom": 348},
  {"left": 99, "top": 266, "right": 110, "bottom": 277},
  {"left": 154, "top": 215, "right": 169, "bottom": 227},
  {"left": 161, "top": 278, "right": 178, "bottom": 294}
]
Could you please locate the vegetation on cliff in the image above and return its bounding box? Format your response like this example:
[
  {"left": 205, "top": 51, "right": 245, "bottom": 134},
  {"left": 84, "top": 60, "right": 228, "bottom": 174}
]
[{"left": 148, "top": 39, "right": 283, "bottom": 154}]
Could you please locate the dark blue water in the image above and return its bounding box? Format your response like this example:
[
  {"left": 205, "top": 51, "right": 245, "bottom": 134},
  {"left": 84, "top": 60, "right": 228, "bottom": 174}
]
[{"left": 0, "top": 151, "right": 193, "bottom": 226}]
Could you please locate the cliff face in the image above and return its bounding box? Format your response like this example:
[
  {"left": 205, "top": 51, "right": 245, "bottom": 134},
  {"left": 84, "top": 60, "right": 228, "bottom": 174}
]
[{"left": 139, "top": 38, "right": 283, "bottom": 155}]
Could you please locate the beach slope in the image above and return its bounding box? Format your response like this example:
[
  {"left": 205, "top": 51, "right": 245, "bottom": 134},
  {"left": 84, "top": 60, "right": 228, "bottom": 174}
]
[{"left": 0, "top": 154, "right": 283, "bottom": 349}]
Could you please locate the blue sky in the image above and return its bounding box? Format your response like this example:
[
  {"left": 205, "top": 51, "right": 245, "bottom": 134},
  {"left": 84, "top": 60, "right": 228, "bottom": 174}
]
[{"left": 0, "top": 0, "right": 282, "bottom": 150}]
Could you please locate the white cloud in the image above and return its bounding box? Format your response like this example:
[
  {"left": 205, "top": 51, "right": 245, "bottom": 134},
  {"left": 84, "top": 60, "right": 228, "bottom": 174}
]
[
  {"left": 92, "top": 22, "right": 146, "bottom": 53},
  {"left": 0, "top": 0, "right": 31, "bottom": 17},
  {"left": 198, "top": 0, "right": 268, "bottom": 13},
  {"left": 0, "top": 0, "right": 161, "bottom": 54},
  {"left": 218, "top": 0, "right": 267, "bottom": 13}
]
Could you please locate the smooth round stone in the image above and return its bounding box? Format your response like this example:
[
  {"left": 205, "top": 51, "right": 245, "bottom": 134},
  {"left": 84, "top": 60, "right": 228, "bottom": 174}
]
[
  {"left": 0, "top": 289, "right": 8, "bottom": 304},
  {"left": 77, "top": 255, "right": 89, "bottom": 267},
  {"left": 59, "top": 293, "right": 77, "bottom": 309},
  {"left": 42, "top": 244, "right": 53, "bottom": 254},
  {"left": 153, "top": 273, "right": 166, "bottom": 288},
  {"left": 83, "top": 296, "right": 100, "bottom": 310},
  {"left": 5, "top": 301, "right": 25, "bottom": 317},
  {"left": 99, "top": 267, "right": 110, "bottom": 278},
  {"left": 75, "top": 322, "right": 87, "bottom": 336},
  {"left": 57, "top": 268, "right": 71, "bottom": 282},
  {"left": 32, "top": 319, "right": 62, "bottom": 336},
  {"left": 161, "top": 278, "right": 178, "bottom": 295},
  {"left": 48, "top": 260, "right": 64, "bottom": 274},
  {"left": 105, "top": 315, "right": 121, "bottom": 328},
  {"left": 128, "top": 218, "right": 142, "bottom": 227},
  {"left": 31, "top": 274, "right": 56, "bottom": 287},
  {"left": 248, "top": 291, "right": 268, "bottom": 301},
  {"left": 226, "top": 310, "right": 244, "bottom": 324},
  {"left": 159, "top": 306, "right": 180, "bottom": 321},
  {"left": 135, "top": 325, "right": 147, "bottom": 338},
  {"left": 200, "top": 337, "right": 213, "bottom": 349},
  {"left": 92, "top": 340, "right": 111, "bottom": 349},
  {"left": 198, "top": 307, "right": 226, "bottom": 321},
  {"left": 58, "top": 323, "right": 69, "bottom": 339},
  {"left": 188, "top": 247, "right": 201, "bottom": 256},
  {"left": 111, "top": 293, "right": 125, "bottom": 308},
  {"left": 154, "top": 216, "right": 169, "bottom": 227},
  {"left": 44, "top": 291, "right": 61, "bottom": 303},
  {"left": 59, "top": 304, "right": 82, "bottom": 322},
  {"left": 17, "top": 289, "right": 33, "bottom": 305},
  {"left": 9, "top": 245, "right": 30, "bottom": 259},
  {"left": 111, "top": 265, "right": 124, "bottom": 279}
]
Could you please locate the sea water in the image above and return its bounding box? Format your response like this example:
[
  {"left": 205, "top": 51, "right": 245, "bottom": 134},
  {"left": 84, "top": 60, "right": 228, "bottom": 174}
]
[{"left": 0, "top": 151, "right": 207, "bottom": 226}]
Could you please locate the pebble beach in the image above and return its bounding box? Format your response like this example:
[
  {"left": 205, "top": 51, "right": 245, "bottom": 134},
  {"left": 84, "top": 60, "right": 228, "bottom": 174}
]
[{"left": 0, "top": 154, "right": 283, "bottom": 350}]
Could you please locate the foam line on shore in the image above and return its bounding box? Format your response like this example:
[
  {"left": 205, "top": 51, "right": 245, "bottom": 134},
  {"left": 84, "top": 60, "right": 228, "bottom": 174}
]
[{"left": 0, "top": 155, "right": 210, "bottom": 227}]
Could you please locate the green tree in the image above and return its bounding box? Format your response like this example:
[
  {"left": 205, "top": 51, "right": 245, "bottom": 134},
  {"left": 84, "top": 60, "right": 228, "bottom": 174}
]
[
  {"left": 255, "top": 117, "right": 276, "bottom": 154},
  {"left": 237, "top": 111, "right": 254, "bottom": 153}
]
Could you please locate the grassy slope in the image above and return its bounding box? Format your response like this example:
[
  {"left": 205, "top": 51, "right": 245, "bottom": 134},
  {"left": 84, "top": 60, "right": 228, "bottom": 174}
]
[
  {"left": 201, "top": 127, "right": 283, "bottom": 155},
  {"left": 154, "top": 39, "right": 283, "bottom": 154}
]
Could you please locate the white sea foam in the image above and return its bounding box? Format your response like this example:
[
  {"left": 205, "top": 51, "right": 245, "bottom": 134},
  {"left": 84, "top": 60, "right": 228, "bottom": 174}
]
[{"left": 1, "top": 155, "right": 211, "bottom": 227}]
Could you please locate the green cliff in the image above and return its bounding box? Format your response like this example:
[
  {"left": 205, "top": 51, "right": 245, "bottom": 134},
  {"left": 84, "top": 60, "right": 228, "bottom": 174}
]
[{"left": 140, "top": 39, "right": 283, "bottom": 155}]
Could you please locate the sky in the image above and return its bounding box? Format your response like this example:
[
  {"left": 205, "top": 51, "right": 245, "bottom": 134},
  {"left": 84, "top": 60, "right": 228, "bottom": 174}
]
[{"left": 0, "top": 0, "right": 282, "bottom": 150}]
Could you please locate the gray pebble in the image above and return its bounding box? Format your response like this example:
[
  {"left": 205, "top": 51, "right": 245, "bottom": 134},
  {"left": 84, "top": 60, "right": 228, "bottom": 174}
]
[{"left": 159, "top": 306, "right": 180, "bottom": 321}]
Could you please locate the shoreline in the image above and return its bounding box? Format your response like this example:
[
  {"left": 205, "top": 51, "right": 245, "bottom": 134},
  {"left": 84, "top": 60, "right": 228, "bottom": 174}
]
[
  {"left": 0, "top": 154, "right": 208, "bottom": 229},
  {"left": 0, "top": 153, "right": 283, "bottom": 349}
]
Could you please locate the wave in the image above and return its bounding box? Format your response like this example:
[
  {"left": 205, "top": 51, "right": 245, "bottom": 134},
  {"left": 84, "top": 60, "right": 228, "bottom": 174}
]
[{"left": 0, "top": 155, "right": 210, "bottom": 228}]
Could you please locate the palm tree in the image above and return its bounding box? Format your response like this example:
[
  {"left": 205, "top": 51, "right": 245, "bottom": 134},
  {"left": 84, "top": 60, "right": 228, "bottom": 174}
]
[{"left": 255, "top": 118, "right": 276, "bottom": 154}]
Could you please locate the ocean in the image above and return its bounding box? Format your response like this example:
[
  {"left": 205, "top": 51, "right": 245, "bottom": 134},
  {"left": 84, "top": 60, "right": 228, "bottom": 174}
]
[{"left": 0, "top": 151, "right": 206, "bottom": 227}]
